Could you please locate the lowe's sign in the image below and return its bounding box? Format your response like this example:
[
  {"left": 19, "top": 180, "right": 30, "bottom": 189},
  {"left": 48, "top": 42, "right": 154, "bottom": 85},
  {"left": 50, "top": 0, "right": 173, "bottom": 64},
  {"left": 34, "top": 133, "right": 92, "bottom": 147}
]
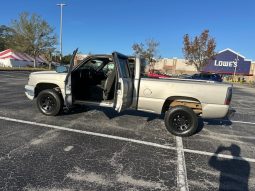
[
  {"left": 214, "top": 60, "right": 237, "bottom": 68},
  {"left": 202, "top": 49, "right": 251, "bottom": 75}
]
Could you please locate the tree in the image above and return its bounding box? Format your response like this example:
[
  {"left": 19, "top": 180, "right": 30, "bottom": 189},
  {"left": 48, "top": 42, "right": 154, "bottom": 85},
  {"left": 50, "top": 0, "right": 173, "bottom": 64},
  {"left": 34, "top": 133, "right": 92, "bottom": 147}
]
[
  {"left": 9, "top": 12, "right": 57, "bottom": 67},
  {"left": 0, "top": 25, "right": 13, "bottom": 51},
  {"left": 132, "top": 39, "right": 160, "bottom": 62},
  {"left": 183, "top": 30, "right": 216, "bottom": 71},
  {"left": 42, "top": 48, "right": 58, "bottom": 70},
  {"left": 61, "top": 54, "right": 72, "bottom": 65}
]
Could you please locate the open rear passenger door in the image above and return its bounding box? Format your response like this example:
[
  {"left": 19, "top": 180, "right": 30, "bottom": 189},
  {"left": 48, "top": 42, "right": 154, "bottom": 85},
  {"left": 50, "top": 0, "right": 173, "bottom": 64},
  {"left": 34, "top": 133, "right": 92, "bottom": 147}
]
[
  {"left": 65, "top": 48, "right": 78, "bottom": 107},
  {"left": 113, "top": 52, "right": 133, "bottom": 112}
]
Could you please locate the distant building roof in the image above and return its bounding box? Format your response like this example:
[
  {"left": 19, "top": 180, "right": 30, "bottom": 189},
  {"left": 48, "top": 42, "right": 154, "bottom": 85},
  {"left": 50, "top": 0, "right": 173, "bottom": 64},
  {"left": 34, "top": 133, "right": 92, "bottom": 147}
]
[{"left": 0, "top": 49, "right": 48, "bottom": 63}]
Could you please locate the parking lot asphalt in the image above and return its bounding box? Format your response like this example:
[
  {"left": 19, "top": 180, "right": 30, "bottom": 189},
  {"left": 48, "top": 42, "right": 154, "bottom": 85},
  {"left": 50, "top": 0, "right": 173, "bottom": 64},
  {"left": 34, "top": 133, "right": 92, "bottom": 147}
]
[{"left": 0, "top": 71, "right": 255, "bottom": 191}]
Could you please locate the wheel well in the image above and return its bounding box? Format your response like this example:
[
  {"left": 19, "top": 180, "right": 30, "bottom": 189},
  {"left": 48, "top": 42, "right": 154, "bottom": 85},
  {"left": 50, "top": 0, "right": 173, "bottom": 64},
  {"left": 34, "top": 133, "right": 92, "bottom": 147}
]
[
  {"left": 35, "top": 83, "right": 61, "bottom": 98},
  {"left": 161, "top": 96, "right": 202, "bottom": 115}
]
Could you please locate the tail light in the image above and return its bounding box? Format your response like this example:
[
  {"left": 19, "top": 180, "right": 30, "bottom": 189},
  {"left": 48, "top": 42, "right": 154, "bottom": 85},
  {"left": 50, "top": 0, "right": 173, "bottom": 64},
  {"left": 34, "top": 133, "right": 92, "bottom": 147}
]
[{"left": 225, "top": 87, "right": 232, "bottom": 105}]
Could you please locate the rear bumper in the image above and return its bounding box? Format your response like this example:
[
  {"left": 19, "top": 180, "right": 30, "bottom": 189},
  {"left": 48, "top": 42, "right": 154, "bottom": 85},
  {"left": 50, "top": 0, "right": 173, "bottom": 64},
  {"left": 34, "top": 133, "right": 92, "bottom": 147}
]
[
  {"left": 226, "top": 107, "right": 235, "bottom": 119},
  {"left": 201, "top": 104, "right": 230, "bottom": 119},
  {"left": 25, "top": 85, "right": 35, "bottom": 100}
]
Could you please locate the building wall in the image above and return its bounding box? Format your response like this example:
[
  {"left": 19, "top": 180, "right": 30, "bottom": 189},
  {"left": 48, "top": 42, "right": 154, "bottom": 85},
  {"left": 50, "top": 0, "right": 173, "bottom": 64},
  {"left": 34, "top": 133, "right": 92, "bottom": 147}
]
[
  {"left": 154, "top": 57, "right": 255, "bottom": 82},
  {"left": 11, "top": 60, "right": 33, "bottom": 67},
  {"left": 247, "top": 62, "right": 255, "bottom": 82},
  {"left": 233, "top": 62, "right": 255, "bottom": 82},
  {"left": 0, "top": 59, "right": 33, "bottom": 67},
  {"left": 0, "top": 59, "right": 11, "bottom": 67},
  {"left": 74, "top": 54, "right": 88, "bottom": 65},
  {"left": 154, "top": 58, "right": 197, "bottom": 75}
]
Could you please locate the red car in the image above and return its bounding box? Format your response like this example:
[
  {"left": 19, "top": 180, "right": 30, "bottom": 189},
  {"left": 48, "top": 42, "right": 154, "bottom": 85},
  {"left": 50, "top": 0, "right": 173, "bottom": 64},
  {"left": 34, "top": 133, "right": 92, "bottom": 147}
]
[{"left": 147, "top": 70, "right": 171, "bottom": 78}]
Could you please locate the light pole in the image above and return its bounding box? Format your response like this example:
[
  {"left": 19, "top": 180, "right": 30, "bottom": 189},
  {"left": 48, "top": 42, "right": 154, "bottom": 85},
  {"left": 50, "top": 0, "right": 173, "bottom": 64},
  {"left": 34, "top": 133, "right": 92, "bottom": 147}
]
[
  {"left": 234, "top": 54, "right": 239, "bottom": 81},
  {"left": 57, "top": 3, "right": 66, "bottom": 63}
]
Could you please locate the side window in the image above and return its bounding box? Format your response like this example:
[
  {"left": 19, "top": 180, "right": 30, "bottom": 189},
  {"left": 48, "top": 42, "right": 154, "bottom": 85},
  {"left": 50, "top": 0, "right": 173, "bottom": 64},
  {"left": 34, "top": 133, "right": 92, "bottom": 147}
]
[
  {"left": 102, "top": 62, "right": 115, "bottom": 76},
  {"left": 118, "top": 58, "right": 130, "bottom": 78},
  {"left": 140, "top": 59, "right": 150, "bottom": 78},
  {"left": 128, "top": 59, "right": 135, "bottom": 79},
  {"left": 102, "top": 62, "right": 115, "bottom": 72}
]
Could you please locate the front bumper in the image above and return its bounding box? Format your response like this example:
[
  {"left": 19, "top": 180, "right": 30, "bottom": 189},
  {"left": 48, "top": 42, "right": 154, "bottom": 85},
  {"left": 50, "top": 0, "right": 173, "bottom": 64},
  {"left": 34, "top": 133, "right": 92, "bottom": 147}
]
[{"left": 25, "top": 85, "right": 35, "bottom": 100}]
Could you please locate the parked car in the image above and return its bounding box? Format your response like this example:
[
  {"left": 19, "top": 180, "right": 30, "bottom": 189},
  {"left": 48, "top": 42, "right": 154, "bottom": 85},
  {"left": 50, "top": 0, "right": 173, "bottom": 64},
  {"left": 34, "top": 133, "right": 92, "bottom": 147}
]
[
  {"left": 189, "top": 73, "right": 223, "bottom": 82},
  {"left": 178, "top": 74, "right": 192, "bottom": 79},
  {"left": 147, "top": 71, "right": 171, "bottom": 78},
  {"left": 25, "top": 49, "right": 232, "bottom": 137}
]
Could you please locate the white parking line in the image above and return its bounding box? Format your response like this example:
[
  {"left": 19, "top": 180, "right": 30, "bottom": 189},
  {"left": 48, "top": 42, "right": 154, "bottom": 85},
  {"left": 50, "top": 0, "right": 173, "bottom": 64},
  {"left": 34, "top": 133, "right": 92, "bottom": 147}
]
[
  {"left": 0, "top": 71, "right": 29, "bottom": 75},
  {"left": 183, "top": 148, "right": 255, "bottom": 163},
  {"left": 0, "top": 116, "right": 176, "bottom": 151},
  {"left": 231, "top": 120, "right": 255, "bottom": 125},
  {"left": 176, "top": 137, "right": 189, "bottom": 191},
  {"left": 232, "top": 107, "right": 252, "bottom": 110},
  {"left": 208, "top": 119, "right": 255, "bottom": 126},
  {"left": 0, "top": 74, "right": 26, "bottom": 78},
  {"left": 0, "top": 116, "right": 255, "bottom": 163}
]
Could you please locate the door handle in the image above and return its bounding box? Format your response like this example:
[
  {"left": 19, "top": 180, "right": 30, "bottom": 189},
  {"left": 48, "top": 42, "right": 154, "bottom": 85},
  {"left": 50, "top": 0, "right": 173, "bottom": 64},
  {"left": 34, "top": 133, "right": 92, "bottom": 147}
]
[{"left": 117, "top": 82, "right": 121, "bottom": 90}]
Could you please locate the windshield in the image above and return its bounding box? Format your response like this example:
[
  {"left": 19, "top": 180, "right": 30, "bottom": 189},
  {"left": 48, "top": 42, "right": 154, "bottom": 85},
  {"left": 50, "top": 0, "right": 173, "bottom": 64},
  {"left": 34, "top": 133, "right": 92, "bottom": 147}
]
[{"left": 55, "top": 65, "right": 69, "bottom": 73}]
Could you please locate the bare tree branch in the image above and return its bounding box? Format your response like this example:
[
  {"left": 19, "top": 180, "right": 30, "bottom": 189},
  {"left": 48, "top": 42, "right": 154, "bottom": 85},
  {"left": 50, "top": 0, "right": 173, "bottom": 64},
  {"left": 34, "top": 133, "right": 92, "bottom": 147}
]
[
  {"left": 182, "top": 30, "right": 216, "bottom": 71},
  {"left": 132, "top": 39, "right": 160, "bottom": 62}
]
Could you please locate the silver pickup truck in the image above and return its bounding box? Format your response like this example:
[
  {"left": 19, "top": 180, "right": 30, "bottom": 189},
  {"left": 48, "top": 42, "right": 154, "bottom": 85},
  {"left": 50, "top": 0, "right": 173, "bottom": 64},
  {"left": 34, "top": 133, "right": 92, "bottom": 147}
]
[{"left": 25, "top": 49, "right": 232, "bottom": 136}]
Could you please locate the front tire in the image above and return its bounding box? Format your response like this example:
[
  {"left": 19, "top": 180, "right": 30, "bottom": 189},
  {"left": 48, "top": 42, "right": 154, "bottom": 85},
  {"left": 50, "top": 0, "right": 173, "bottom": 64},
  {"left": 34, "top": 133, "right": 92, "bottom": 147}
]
[
  {"left": 164, "top": 106, "right": 198, "bottom": 137},
  {"left": 37, "top": 89, "right": 63, "bottom": 116}
]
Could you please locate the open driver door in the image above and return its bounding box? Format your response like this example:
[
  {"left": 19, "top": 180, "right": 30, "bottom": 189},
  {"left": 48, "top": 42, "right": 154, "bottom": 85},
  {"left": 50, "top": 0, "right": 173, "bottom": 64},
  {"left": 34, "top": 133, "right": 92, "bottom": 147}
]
[
  {"left": 65, "top": 48, "right": 78, "bottom": 107},
  {"left": 113, "top": 52, "right": 133, "bottom": 112}
]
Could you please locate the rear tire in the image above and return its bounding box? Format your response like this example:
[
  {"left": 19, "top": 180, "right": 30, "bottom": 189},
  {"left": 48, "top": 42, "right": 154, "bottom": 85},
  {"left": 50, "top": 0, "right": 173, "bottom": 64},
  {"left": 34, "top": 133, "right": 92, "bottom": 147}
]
[
  {"left": 37, "top": 89, "right": 63, "bottom": 116},
  {"left": 164, "top": 106, "right": 198, "bottom": 137}
]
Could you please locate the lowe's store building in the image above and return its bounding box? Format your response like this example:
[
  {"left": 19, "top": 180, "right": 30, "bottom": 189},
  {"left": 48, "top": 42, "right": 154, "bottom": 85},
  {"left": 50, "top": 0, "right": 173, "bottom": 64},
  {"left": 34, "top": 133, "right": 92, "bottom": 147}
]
[
  {"left": 202, "top": 48, "right": 252, "bottom": 76},
  {"left": 155, "top": 48, "right": 254, "bottom": 81}
]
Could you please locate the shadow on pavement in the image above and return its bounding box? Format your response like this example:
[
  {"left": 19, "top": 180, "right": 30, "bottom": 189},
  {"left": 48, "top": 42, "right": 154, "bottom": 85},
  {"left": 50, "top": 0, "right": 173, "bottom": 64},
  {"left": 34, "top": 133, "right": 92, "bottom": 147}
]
[
  {"left": 61, "top": 106, "right": 234, "bottom": 133},
  {"left": 61, "top": 105, "right": 162, "bottom": 122},
  {"left": 203, "top": 118, "right": 233, "bottom": 126},
  {"left": 209, "top": 144, "right": 250, "bottom": 191}
]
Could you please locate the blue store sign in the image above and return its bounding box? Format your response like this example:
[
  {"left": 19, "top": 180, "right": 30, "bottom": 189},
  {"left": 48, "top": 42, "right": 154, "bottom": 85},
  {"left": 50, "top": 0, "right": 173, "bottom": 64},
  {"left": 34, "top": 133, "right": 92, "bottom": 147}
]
[{"left": 202, "top": 49, "right": 251, "bottom": 75}]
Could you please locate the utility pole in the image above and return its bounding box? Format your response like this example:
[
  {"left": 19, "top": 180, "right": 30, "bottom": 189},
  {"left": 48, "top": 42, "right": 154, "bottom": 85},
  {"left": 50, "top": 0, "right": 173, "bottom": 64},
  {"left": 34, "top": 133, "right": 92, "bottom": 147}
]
[
  {"left": 234, "top": 54, "right": 239, "bottom": 80},
  {"left": 57, "top": 3, "right": 66, "bottom": 63}
]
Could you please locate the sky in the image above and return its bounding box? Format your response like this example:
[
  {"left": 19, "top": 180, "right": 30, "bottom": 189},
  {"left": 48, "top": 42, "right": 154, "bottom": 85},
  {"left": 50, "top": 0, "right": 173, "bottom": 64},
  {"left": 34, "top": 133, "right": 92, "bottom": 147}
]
[{"left": 1, "top": 0, "right": 255, "bottom": 59}]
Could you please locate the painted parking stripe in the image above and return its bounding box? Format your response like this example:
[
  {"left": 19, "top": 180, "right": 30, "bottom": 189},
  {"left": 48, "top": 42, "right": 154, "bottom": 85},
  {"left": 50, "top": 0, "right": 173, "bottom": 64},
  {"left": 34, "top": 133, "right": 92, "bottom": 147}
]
[
  {"left": 208, "top": 119, "right": 255, "bottom": 126},
  {"left": 231, "top": 107, "right": 252, "bottom": 110},
  {"left": 176, "top": 137, "right": 189, "bottom": 191},
  {"left": 231, "top": 120, "right": 255, "bottom": 125},
  {"left": 0, "top": 74, "right": 27, "bottom": 78},
  {"left": 0, "top": 115, "right": 255, "bottom": 163},
  {"left": 0, "top": 116, "right": 176, "bottom": 151},
  {"left": 183, "top": 148, "right": 255, "bottom": 163},
  {"left": 0, "top": 71, "right": 29, "bottom": 75}
]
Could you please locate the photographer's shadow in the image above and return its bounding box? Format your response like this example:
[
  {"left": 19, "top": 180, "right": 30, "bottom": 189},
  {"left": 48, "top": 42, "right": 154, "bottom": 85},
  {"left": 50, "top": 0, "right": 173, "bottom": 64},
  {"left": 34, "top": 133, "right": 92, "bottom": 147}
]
[{"left": 209, "top": 144, "right": 250, "bottom": 191}]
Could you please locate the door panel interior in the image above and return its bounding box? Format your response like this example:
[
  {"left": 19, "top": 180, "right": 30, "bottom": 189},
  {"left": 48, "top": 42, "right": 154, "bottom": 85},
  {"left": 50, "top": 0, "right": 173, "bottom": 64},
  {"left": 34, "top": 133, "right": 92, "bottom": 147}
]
[{"left": 71, "top": 57, "right": 116, "bottom": 102}]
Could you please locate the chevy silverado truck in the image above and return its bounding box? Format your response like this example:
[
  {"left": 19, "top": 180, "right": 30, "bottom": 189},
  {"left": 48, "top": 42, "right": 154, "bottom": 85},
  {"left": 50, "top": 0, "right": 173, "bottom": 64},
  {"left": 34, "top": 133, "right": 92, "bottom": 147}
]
[{"left": 25, "top": 49, "right": 232, "bottom": 136}]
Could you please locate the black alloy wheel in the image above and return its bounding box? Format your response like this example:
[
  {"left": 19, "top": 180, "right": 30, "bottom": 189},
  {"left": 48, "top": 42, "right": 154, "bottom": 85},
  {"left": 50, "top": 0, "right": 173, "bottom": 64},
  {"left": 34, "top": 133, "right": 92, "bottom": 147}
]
[
  {"left": 172, "top": 111, "right": 192, "bottom": 132},
  {"left": 39, "top": 94, "right": 57, "bottom": 113},
  {"left": 37, "top": 89, "right": 63, "bottom": 116},
  {"left": 164, "top": 106, "right": 198, "bottom": 137}
]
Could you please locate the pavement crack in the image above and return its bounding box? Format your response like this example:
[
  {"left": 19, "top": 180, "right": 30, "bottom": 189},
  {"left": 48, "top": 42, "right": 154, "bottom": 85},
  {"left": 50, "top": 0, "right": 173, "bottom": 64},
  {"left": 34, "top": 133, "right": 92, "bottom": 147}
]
[
  {"left": 0, "top": 129, "right": 59, "bottom": 162},
  {"left": 109, "top": 143, "right": 129, "bottom": 174}
]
